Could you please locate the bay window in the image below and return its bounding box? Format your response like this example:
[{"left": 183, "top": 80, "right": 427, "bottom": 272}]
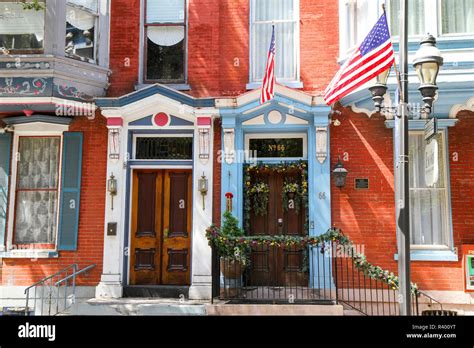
[
  {"left": 409, "top": 131, "right": 451, "bottom": 248},
  {"left": 145, "top": 0, "right": 186, "bottom": 83},
  {"left": 0, "top": 0, "right": 45, "bottom": 53},
  {"left": 14, "top": 137, "right": 60, "bottom": 245},
  {"left": 65, "top": 0, "right": 99, "bottom": 63},
  {"left": 250, "top": 0, "right": 300, "bottom": 84}
]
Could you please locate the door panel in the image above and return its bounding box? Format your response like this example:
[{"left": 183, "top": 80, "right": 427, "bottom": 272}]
[
  {"left": 130, "top": 169, "right": 191, "bottom": 286},
  {"left": 248, "top": 169, "right": 307, "bottom": 286},
  {"left": 162, "top": 171, "right": 192, "bottom": 285}
]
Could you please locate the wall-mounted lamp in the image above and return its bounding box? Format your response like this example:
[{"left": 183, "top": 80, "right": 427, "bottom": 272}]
[
  {"left": 108, "top": 173, "right": 118, "bottom": 210},
  {"left": 332, "top": 158, "right": 348, "bottom": 188},
  {"left": 198, "top": 173, "right": 208, "bottom": 210}
]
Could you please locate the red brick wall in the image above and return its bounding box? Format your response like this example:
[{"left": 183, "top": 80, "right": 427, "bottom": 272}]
[
  {"left": 331, "top": 108, "right": 474, "bottom": 291},
  {"left": 108, "top": 0, "right": 339, "bottom": 98},
  {"left": 0, "top": 113, "right": 107, "bottom": 286}
]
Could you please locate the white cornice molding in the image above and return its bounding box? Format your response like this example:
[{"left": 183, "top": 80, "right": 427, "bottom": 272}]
[{"left": 450, "top": 96, "right": 474, "bottom": 118}]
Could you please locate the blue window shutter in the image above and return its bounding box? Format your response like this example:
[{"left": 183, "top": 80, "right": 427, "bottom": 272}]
[
  {"left": 0, "top": 133, "right": 12, "bottom": 248},
  {"left": 58, "top": 132, "right": 83, "bottom": 251}
]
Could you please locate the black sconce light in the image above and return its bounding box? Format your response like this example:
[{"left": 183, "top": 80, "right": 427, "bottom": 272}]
[
  {"left": 332, "top": 158, "right": 348, "bottom": 188},
  {"left": 198, "top": 173, "right": 208, "bottom": 210},
  {"left": 108, "top": 173, "right": 117, "bottom": 210}
]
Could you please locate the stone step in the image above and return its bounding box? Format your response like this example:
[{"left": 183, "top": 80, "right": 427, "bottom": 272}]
[{"left": 123, "top": 286, "right": 189, "bottom": 299}]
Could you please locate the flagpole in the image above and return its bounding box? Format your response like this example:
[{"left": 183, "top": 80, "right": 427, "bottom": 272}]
[
  {"left": 396, "top": 0, "right": 411, "bottom": 316},
  {"left": 382, "top": 4, "right": 404, "bottom": 103}
]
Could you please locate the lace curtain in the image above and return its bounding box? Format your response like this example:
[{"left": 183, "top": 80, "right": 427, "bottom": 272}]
[
  {"left": 15, "top": 137, "right": 60, "bottom": 244},
  {"left": 409, "top": 133, "right": 449, "bottom": 246},
  {"left": 389, "top": 0, "right": 425, "bottom": 36}
]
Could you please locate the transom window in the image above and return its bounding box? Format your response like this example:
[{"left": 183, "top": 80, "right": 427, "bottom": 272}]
[
  {"left": 134, "top": 136, "right": 193, "bottom": 160},
  {"left": 144, "top": 0, "right": 187, "bottom": 83},
  {"left": 245, "top": 134, "right": 307, "bottom": 161},
  {"left": 65, "top": 0, "right": 99, "bottom": 63},
  {"left": 14, "top": 137, "right": 60, "bottom": 245},
  {"left": 409, "top": 131, "right": 451, "bottom": 248},
  {"left": 250, "top": 0, "right": 300, "bottom": 83},
  {"left": 0, "top": 0, "right": 45, "bottom": 53}
]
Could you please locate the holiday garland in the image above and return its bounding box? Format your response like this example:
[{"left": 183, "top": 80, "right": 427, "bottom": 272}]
[{"left": 206, "top": 225, "right": 419, "bottom": 294}]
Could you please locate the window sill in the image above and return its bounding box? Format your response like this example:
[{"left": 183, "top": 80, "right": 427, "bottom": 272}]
[
  {"left": 394, "top": 250, "right": 458, "bottom": 262},
  {"left": 135, "top": 83, "right": 191, "bottom": 91},
  {"left": 246, "top": 80, "right": 304, "bottom": 90},
  {"left": 0, "top": 250, "right": 59, "bottom": 259}
]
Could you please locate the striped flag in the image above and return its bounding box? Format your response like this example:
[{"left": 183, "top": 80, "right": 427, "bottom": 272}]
[
  {"left": 260, "top": 25, "right": 276, "bottom": 105},
  {"left": 324, "top": 13, "right": 395, "bottom": 106}
]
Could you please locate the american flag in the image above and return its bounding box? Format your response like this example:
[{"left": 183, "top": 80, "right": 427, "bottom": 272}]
[
  {"left": 260, "top": 25, "right": 276, "bottom": 105},
  {"left": 324, "top": 13, "right": 395, "bottom": 105}
]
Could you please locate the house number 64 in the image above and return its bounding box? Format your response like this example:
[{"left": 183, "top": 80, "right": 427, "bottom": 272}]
[{"left": 319, "top": 192, "right": 326, "bottom": 200}]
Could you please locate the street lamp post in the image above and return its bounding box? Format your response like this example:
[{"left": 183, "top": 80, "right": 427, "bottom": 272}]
[{"left": 369, "top": 1, "right": 443, "bottom": 316}]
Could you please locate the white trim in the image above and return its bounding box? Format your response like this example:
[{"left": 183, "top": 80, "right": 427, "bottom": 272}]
[
  {"left": 244, "top": 132, "right": 308, "bottom": 161},
  {"left": 409, "top": 130, "right": 452, "bottom": 249},
  {"left": 6, "top": 131, "right": 65, "bottom": 255}
]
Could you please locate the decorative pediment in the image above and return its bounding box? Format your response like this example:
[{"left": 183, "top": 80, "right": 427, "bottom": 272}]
[{"left": 129, "top": 113, "right": 194, "bottom": 127}]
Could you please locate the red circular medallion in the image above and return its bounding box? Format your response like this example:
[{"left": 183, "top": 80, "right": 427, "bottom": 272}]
[{"left": 153, "top": 112, "right": 170, "bottom": 127}]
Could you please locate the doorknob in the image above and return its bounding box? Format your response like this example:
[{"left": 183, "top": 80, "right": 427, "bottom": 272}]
[
  {"left": 277, "top": 218, "right": 283, "bottom": 227},
  {"left": 163, "top": 228, "right": 169, "bottom": 238}
]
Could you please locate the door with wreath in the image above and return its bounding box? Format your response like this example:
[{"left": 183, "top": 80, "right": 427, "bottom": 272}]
[{"left": 244, "top": 162, "right": 309, "bottom": 287}]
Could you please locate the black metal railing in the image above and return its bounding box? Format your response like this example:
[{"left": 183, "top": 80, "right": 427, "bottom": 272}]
[
  {"left": 212, "top": 243, "right": 336, "bottom": 304},
  {"left": 211, "top": 240, "right": 444, "bottom": 315},
  {"left": 332, "top": 244, "right": 420, "bottom": 315}
]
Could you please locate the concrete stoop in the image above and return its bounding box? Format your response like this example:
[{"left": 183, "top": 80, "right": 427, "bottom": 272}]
[{"left": 69, "top": 298, "right": 344, "bottom": 316}]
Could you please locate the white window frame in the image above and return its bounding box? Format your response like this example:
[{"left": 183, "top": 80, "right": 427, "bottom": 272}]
[
  {"left": 65, "top": 0, "right": 100, "bottom": 64},
  {"left": 339, "top": 0, "right": 474, "bottom": 58},
  {"left": 139, "top": 0, "right": 189, "bottom": 86},
  {"left": 248, "top": 0, "right": 301, "bottom": 87},
  {"left": 5, "top": 123, "right": 68, "bottom": 256},
  {"left": 244, "top": 133, "right": 308, "bottom": 162},
  {"left": 409, "top": 129, "right": 452, "bottom": 250},
  {"left": 132, "top": 134, "right": 194, "bottom": 161}
]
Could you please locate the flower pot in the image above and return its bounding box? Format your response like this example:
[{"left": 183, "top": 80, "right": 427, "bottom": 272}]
[{"left": 220, "top": 257, "right": 244, "bottom": 298}]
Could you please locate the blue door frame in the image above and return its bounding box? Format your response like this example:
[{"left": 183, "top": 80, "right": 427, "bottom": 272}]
[{"left": 219, "top": 96, "right": 333, "bottom": 288}]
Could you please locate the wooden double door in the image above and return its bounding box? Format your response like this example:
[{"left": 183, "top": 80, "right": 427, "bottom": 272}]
[
  {"left": 130, "top": 169, "right": 192, "bottom": 286},
  {"left": 248, "top": 170, "right": 308, "bottom": 286}
]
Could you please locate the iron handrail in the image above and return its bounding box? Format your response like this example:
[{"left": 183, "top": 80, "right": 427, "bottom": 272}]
[
  {"left": 417, "top": 290, "right": 443, "bottom": 311},
  {"left": 24, "top": 264, "right": 78, "bottom": 295},
  {"left": 54, "top": 264, "right": 96, "bottom": 286}
]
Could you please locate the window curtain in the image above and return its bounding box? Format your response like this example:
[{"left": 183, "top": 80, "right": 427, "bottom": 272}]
[
  {"left": 147, "top": 26, "right": 184, "bottom": 46},
  {"left": 409, "top": 134, "right": 449, "bottom": 246},
  {"left": 0, "top": 2, "right": 45, "bottom": 41},
  {"left": 66, "top": 6, "right": 96, "bottom": 30},
  {"left": 251, "top": 0, "right": 297, "bottom": 82},
  {"left": 15, "top": 138, "right": 60, "bottom": 244},
  {"left": 389, "top": 0, "right": 425, "bottom": 36},
  {"left": 67, "top": 0, "right": 98, "bottom": 12},
  {"left": 441, "top": 0, "right": 474, "bottom": 34}
]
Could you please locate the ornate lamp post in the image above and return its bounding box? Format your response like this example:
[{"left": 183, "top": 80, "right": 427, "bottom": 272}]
[{"left": 368, "top": 3, "right": 443, "bottom": 316}]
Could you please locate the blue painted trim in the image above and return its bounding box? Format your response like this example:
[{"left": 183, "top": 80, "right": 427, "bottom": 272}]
[
  {"left": 122, "top": 130, "right": 133, "bottom": 285},
  {"left": 0, "top": 133, "right": 12, "bottom": 248},
  {"left": 392, "top": 38, "right": 474, "bottom": 52},
  {"left": 394, "top": 250, "right": 458, "bottom": 262},
  {"left": 385, "top": 119, "right": 458, "bottom": 129},
  {"left": 95, "top": 84, "right": 215, "bottom": 108},
  {"left": 3, "top": 115, "right": 73, "bottom": 126},
  {"left": 58, "top": 132, "right": 83, "bottom": 251}
]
